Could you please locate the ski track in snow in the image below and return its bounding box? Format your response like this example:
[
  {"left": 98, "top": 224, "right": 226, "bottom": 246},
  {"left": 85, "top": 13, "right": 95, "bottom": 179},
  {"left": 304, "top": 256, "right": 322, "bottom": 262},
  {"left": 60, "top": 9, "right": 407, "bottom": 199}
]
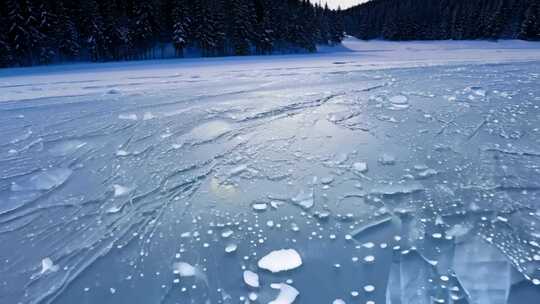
[{"left": 1, "top": 38, "right": 540, "bottom": 304}]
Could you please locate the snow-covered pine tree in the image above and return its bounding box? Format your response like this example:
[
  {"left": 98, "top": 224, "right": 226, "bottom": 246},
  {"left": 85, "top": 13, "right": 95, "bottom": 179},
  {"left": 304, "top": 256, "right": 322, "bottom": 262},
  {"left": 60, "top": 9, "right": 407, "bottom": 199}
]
[
  {"left": 131, "top": 0, "right": 158, "bottom": 59},
  {"left": 6, "top": 0, "right": 33, "bottom": 65},
  {"left": 56, "top": 2, "right": 80, "bottom": 60},
  {"left": 171, "top": 0, "right": 189, "bottom": 57},
  {"left": 0, "top": 23, "right": 13, "bottom": 67},
  {"left": 79, "top": 0, "right": 104, "bottom": 61},
  {"left": 251, "top": 0, "right": 274, "bottom": 54},
  {"left": 36, "top": 2, "right": 56, "bottom": 64},
  {"left": 193, "top": 0, "right": 225, "bottom": 56},
  {"left": 0, "top": 0, "right": 345, "bottom": 66},
  {"left": 229, "top": 0, "right": 253, "bottom": 55},
  {"left": 329, "top": 7, "right": 344, "bottom": 45},
  {"left": 519, "top": 1, "right": 540, "bottom": 40}
]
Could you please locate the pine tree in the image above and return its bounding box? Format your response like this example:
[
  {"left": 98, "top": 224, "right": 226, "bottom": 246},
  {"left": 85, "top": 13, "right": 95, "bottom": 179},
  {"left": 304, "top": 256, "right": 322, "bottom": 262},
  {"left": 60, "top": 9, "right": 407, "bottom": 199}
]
[
  {"left": 131, "top": 0, "right": 158, "bottom": 58},
  {"left": 341, "top": 0, "right": 538, "bottom": 42},
  {"left": 0, "top": 0, "right": 345, "bottom": 67},
  {"left": 0, "top": 27, "right": 13, "bottom": 67},
  {"left": 57, "top": 2, "right": 80, "bottom": 60},
  {"left": 79, "top": 0, "right": 104, "bottom": 61},
  {"left": 519, "top": 2, "right": 540, "bottom": 40},
  {"left": 171, "top": 0, "right": 189, "bottom": 56},
  {"left": 230, "top": 0, "right": 253, "bottom": 55},
  {"left": 6, "top": 0, "right": 32, "bottom": 65},
  {"left": 36, "top": 2, "right": 56, "bottom": 64},
  {"left": 252, "top": 0, "right": 276, "bottom": 54},
  {"left": 193, "top": 1, "right": 225, "bottom": 56},
  {"left": 329, "top": 8, "right": 345, "bottom": 45}
]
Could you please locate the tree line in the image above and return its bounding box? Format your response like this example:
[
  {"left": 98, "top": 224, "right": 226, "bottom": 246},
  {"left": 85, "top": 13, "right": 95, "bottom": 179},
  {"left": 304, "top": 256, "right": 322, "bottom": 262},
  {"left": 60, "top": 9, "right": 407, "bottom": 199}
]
[
  {"left": 342, "top": 0, "right": 540, "bottom": 41},
  {"left": 0, "top": 0, "right": 345, "bottom": 67}
]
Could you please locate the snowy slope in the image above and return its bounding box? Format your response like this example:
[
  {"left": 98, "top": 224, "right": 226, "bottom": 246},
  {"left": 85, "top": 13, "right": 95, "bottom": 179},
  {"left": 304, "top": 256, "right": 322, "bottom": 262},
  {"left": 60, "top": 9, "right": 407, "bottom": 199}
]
[
  {"left": 1, "top": 38, "right": 540, "bottom": 304},
  {"left": 1, "top": 37, "right": 540, "bottom": 102}
]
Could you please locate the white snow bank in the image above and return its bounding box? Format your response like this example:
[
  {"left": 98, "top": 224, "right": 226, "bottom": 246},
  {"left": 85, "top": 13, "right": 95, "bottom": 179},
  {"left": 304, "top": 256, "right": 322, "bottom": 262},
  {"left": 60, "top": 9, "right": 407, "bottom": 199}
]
[{"left": 1, "top": 38, "right": 539, "bottom": 103}]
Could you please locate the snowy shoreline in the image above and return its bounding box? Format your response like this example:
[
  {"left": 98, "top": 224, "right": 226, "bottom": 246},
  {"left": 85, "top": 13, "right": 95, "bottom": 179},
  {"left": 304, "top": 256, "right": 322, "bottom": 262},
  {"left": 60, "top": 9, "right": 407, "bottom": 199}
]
[{"left": 1, "top": 38, "right": 540, "bottom": 103}]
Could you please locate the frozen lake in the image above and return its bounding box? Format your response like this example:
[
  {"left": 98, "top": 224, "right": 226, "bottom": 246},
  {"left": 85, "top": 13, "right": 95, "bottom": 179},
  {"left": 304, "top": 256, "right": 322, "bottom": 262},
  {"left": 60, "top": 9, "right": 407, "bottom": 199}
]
[{"left": 1, "top": 39, "right": 540, "bottom": 304}]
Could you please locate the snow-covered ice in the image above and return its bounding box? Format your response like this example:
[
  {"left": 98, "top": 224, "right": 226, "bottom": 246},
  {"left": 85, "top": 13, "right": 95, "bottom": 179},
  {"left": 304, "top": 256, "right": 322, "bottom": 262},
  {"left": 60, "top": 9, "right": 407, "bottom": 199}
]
[{"left": 1, "top": 38, "right": 540, "bottom": 304}]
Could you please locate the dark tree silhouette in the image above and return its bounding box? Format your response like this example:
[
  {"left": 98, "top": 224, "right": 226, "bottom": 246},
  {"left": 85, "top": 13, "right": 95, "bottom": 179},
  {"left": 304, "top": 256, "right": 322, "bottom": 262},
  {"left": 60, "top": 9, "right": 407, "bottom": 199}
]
[
  {"left": 0, "top": 0, "right": 342, "bottom": 67},
  {"left": 342, "top": 0, "right": 540, "bottom": 41}
]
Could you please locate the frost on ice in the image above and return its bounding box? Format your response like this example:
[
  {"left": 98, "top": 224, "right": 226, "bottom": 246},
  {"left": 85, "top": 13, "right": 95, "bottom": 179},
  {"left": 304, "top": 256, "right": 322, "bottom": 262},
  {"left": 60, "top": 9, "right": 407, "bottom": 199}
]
[{"left": 258, "top": 249, "right": 303, "bottom": 273}]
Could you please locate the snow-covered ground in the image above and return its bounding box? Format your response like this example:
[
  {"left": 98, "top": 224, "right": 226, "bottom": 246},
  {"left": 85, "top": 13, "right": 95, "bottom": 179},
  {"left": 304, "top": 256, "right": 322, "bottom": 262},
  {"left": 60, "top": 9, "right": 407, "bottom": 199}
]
[{"left": 1, "top": 38, "right": 540, "bottom": 304}]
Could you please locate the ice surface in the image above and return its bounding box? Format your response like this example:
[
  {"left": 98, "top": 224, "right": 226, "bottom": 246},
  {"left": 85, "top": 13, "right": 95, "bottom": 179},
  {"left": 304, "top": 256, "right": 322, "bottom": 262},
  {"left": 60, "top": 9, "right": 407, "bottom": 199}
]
[
  {"left": 11, "top": 168, "right": 72, "bottom": 192},
  {"left": 1, "top": 39, "right": 540, "bottom": 304},
  {"left": 258, "top": 249, "right": 303, "bottom": 273}
]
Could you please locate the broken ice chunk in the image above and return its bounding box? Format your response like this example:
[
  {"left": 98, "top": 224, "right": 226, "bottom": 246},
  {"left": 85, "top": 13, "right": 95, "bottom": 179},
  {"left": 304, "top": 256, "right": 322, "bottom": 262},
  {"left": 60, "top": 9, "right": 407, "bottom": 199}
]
[
  {"left": 258, "top": 249, "right": 302, "bottom": 273},
  {"left": 40, "top": 257, "right": 59, "bottom": 274},
  {"left": 11, "top": 168, "right": 72, "bottom": 192},
  {"left": 390, "top": 95, "right": 408, "bottom": 104},
  {"left": 142, "top": 112, "right": 155, "bottom": 120},
  {"left": 116, "top": 150, "right": 129, "bottom": 156},
  {"left": 118, "top": 113, "right": 138, "bottom": 120},
  {"left": 363, "top": 285, "right": 375, "bottom": 292},
  {"left": 370, "top": 182, "right": 424, "bottom": 196},
  {"left": 48, "top": 140, "right": 86, "bottom": 156},
  {"left": 106, "top": 205, "right": 122, "bottom": 214},
  {"left": 269, "top": 283, "right": 299, "bottom": 304},
  {"left": 249, "top": 292, "right": 258, "bottom": 301},
  {"left": 221, "top": 229, "right": 234, "bottom": 238},
  {"left": 363, "top": 255, "right": 375, "bottom": 263},
  {"left": 113, "top": 184, "right": 130, "bottom": 197},
  {"left": 321, "top": 176, "right": 335, "bottom": 185},
  {"left": 416, "top": 168, "right": 438, "bottom": 179},
  {"left": 378, "top": 153, "right": 396, "bottom": 165},
  {"left": 225, "top": 244, "right": 237, "bottom": 253},
  {"left": 228, "top": 165, "right": 248, "bottom": 177},
  {"left": 353, "top": 162, "right": 368, "bottom": 173},
  {"left": 389, "top": 95, "right": 410, "bottom": 110},
  {"left": 332, "top": 299, "right": 346, "bottom": 304},
  {"left": 243, "top": 270, "right": 259, "bottom": 288},
  {"left": 453, "top": 236, "right": 512, "bottom": 304},
  {"left": 252, "top": 202, "right": 268, "bottom": 211},
  {"left": 292, "top": 189, "right": 314, "bottom": 209},
  {"left": 172, "top": 262, "right": 197, "bottom": 277}
]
